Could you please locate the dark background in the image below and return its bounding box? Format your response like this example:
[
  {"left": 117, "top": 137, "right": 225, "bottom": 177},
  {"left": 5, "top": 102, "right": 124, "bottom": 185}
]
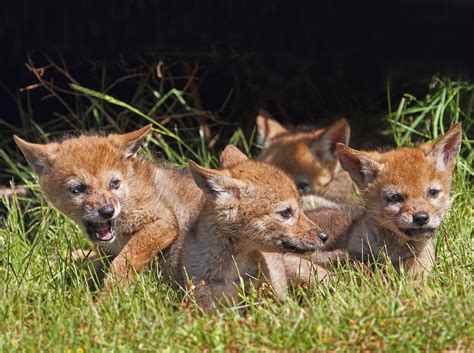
[{"left": 1, "top": 0, "right": 473, "bottom": 145}]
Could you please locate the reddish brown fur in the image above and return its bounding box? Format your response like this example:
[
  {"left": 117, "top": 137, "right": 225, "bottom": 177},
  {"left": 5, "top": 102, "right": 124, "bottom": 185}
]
[
  {"left": 165, "top": 145, "right": 327, "bottom": 310},
  {"left": 14, "top": 126, "right": 203, "bottom": 288},
  {"left": 256, "top": 110, "right": 358, "bottom": 205},
  {"left": 280, "top": 125, "right": 462, "bottom": 285},
  {"left": 360, "top": 147, "right": 454, "bottom": 236},
  {"left": 325, "top": 123, "right": 464, "bottom": 276}
]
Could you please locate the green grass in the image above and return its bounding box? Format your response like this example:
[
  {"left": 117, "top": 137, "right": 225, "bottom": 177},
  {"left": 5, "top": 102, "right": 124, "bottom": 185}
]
[{"left": 0, "top": 71, "right": 473, "bottom": 352}]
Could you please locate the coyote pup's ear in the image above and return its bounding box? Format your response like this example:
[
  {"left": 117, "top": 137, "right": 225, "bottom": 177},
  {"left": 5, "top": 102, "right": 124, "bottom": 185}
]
[
  {"left": 425, "top": 123, "right": 462, "bottom": 172},
  {"left": 336, "top": 144, "right": 382, "bottom": 188},
  {"left": 311, "top": 118, "right": 350, "bottom": 162},
  {"left": 108, "top": 124, "right": 152, "bottom": 159},
  {"left": 256, "top": 109, "right": 287, "bottom": 147},
  {"left": 189, "top": 160, "right": 246, "bottom": 204},
  {"left": 14, "top": 136, "right": 58, "bottom": 175},
  {"left": 219, "top": 145, "right": 248, "bottom": 168}
]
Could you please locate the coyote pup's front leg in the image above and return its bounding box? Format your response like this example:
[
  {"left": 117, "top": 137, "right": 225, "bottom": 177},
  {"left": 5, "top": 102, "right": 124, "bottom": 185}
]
[
  {"left": 192, "top": 281, "right": 239, "bottom": 311},
  {"left": 105, "top": 220, "right": 178, "bottom": 288}
]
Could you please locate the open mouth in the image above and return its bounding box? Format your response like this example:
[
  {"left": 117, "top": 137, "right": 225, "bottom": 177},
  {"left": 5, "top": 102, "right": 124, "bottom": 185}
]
[
  {"left": 403, "top": 227, "right": 436, "bottom": 238},
  {"left": 85, "top": 219, "right": 116, "bottom": 244},
  {"left": 276, "top": 238, "right": 318, "bottom": 254}
]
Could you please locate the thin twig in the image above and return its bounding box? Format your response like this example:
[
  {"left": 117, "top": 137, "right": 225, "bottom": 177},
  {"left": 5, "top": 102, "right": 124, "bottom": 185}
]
[
  {"left": 0, "top": 185, "right": 31, "bottom": 198},
  {"left": 26, "top": 55, "right": 80, "bottom": 122}
]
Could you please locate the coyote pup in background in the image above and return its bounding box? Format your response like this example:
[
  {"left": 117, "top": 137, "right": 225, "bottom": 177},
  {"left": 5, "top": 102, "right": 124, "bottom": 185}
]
[
  {"left": 331, "top": 123, "right": 463, "bottom": 276},
  {"left": 256, "top": 110, "right": 358, "bottom": 206},
  {"left": 166, "top": 146, "right": 329, "bottom": 310},
  {"left": 14, "top": 126, "right": 202, "bottom": 287}
]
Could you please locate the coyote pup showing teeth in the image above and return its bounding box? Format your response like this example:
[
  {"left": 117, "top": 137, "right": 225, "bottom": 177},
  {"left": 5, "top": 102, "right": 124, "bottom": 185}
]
[
  {"left": 330, "top": 123, "right": 463, "bottom": 276},
  {"left": 166, "top": 145, "right": 328, "bottom": 310},
  {"left": 275, "top": 123, "right": 463, "bottom": 285},
  {"left": 218, "top": 145, "right": 344, "bottom": 301},
  {"left": 14, "top": 126, "right": 202, "bottom": 288}
]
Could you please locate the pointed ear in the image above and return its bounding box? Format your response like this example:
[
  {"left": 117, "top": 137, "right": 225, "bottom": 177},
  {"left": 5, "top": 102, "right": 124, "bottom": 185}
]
[
  {"left": 311, "top": 118, "right": 351, "bottom": 162},
  {"left": 425, "top": 123, "right": 462, "bottom": 171},
  {"left": 219, "top": 145, "right": 248, "bottom": 168},
  {"left": 256, "top": 109, "right": 287, "bottom": 146},
  {"left": 188, "top": 160, "right": 245, "bottom": 203},
  {"left": 336, "top": 144, "right": 382, "bottom": 188},
  {"left": 108, "top": 124, "right": 152, "bottom": 159},
  {"left": 14, "top": 136, "right": 58, "bottom": 174}
]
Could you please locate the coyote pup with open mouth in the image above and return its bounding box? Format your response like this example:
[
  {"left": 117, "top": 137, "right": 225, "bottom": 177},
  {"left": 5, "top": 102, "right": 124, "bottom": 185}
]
[
  {"left": 331, "top": 123, "right": 463, "bottom": 276},
  {"left": 166, "top": 146, "right": 331, "bottom": 310},
  {"left": 272, "top": 123, "right": 462, "bottom": 285},
  {"left": 14, "top": 125, "right": 202, "bottom": 288}
]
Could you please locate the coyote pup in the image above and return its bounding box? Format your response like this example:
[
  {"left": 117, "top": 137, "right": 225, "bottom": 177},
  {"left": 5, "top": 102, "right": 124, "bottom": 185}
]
[
  {"left": 277, "top": 124, "right": 462, "bottom": 285},
  {"left": 14, "top": 126, "right": 202, "bottom": 287},
  {"left": 218, "top": 145, "right": 345, "bottom": 301},
  {"left": 256, "top": 110, "right": 358, "bottom": 206},
  {"left": 330, "top": 123, "right": 463, "bottom": 276},
  {"left": 166, "top": 146, "right": 329, "bottom": 310}
]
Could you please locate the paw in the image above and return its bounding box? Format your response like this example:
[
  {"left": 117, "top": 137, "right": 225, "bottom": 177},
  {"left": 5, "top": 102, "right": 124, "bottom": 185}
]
[
  {"left": 326, "top": 249, "right": 347, "bottom": 262},
  {"left": 302, "top": 195, "right": 340, "bottom": 210},
  {"left": 190, "top": 281, "right": 218, "bottom": 312},
  {"left": 312, "top": 249, "right": 348, "bottom": 266},
  {"left": 71, "top": 248, "right": 100, "bottom": 263},
  {"left": 104, "top": 257, "right": 136, "bottom": 290}
]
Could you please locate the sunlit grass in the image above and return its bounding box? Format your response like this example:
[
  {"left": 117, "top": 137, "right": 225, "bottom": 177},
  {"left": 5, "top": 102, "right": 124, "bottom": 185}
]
[{"left": 0, "top": 73, "right": 472, "bottom": 351}]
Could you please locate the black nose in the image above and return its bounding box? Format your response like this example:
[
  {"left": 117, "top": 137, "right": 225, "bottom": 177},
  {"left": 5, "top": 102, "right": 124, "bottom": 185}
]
[
  {"left": 297, "top": 181, "right": 310, "bottom": 191},
  {"left": 413, "top": 212, "right": 429, "bottom": 226},
  {"left": 99, "top": 205, "right": 115, "bottom": 219},
  {"left": 318, "top": 231, "right": 329, "bottom": 243}
]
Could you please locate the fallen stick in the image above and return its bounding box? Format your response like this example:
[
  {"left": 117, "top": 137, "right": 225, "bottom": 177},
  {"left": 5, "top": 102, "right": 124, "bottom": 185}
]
[{"left": 0, "top": 185, "right": 32, "bottom": 198}]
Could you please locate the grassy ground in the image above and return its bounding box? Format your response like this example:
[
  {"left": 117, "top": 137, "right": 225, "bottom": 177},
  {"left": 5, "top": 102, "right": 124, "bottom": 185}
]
[{"left": 0, "top": 70, "right": 472, "bottom": 351}]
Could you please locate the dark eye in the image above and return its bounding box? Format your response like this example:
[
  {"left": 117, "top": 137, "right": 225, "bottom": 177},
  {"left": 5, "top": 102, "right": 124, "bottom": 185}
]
[
  {"left": 70, "top": 184, "right": 87, "bottom": 194},
  {"left": 387, "top": 192, "right": 404, "bottom": 203},
  {"left": 110, "top": 179, "right": 121, "bottom": 190},
  {"left": 428, "top": 189, "right": 440, "bottom": 198},
  {"left": 278, "top": 208, "right": 294, "bottom": 219}
]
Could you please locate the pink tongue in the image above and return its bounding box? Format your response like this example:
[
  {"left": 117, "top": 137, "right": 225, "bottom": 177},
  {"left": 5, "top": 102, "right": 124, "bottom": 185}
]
[{"left": 95, "top": 223, "right": 112, "bottom": 239}]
